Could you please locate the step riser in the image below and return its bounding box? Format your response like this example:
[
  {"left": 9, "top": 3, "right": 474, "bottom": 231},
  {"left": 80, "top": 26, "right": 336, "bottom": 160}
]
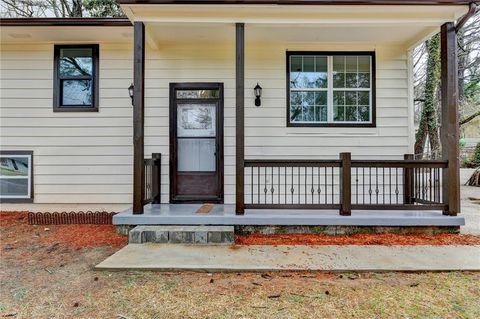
[{"left": 129, "top": 226, "right": 234, "bottom": 244}]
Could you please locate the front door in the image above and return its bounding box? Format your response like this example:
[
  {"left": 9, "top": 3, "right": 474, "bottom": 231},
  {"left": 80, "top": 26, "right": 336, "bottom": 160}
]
[{"left": 170, "top": 83, "right": 224, "bottom": 203}]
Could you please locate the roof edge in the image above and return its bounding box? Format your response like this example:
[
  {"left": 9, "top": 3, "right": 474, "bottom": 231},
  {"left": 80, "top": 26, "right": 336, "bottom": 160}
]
[
  {"left": 0, "top": 18, "right": 132, "bottom": 27},
  {"left": 117, "top": 0, "right": 476, "bottom": 5}
]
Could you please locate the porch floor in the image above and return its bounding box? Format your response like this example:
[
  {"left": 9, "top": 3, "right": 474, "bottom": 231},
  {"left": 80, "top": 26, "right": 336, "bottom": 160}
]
[{"left": 113, "top": 204, "right": 465, "bottom": 227}]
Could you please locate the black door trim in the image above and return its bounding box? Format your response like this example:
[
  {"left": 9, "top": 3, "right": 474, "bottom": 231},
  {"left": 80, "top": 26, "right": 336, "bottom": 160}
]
[{"left": 169, "top": 82, "right": 224, "bottom": 203}]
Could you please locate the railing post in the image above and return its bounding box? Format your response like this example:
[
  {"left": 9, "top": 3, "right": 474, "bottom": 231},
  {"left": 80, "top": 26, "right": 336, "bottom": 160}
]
[
  {"left": 152, "top": 153, "right": 161, "bottom": 204},
  {"left": 403, "top": 154, "right": 414, "bottom": 204},
  {"left": 339, "top": 152, "right": 351, "bottom": 216}
]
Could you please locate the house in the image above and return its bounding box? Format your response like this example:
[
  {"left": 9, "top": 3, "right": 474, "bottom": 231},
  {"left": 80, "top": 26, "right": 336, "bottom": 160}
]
[{"left": 1, "top": 1, "right": 475, "bottom": 228}]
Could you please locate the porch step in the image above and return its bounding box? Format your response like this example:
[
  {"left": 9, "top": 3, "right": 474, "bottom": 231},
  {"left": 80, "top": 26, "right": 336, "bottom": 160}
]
[{"left": 128, "top": 225, "right": 234, "bottom": 244}]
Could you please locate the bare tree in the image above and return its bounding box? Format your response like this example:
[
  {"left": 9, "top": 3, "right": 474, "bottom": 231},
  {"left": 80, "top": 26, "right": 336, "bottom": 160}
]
[
  {"left": 414, "top": 10, "right": 480, "bottom": 159},
  {"left": 1, "top": 0, "right": 123, "bottom": 18}
]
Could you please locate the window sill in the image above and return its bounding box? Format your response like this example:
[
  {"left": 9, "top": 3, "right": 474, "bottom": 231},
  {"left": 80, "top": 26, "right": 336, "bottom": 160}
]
[
  {"left": 0, "top": 198, "right": 34, "bottom": 203},
  {"left": 287, "top": 122, "right": 376, "bottom": 128},
  {"left": 53, "top": 107, "right": 98, "bottom": 112}
]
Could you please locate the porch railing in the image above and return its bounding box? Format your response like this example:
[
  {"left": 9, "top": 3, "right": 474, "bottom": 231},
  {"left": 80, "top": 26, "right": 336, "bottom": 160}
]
[
  {"left": 244, "top": 160, "right": 341, "bottom": 209},
  {"left": 244, "top": 153, "right": 448, "bottom": 214},
  {"left": 143, "top": 153, "right": 161, "bottom": 205}
]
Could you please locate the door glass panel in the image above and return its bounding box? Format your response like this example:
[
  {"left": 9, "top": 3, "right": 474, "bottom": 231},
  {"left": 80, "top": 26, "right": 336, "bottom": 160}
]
[
  {"left": 177, "top": 104, "right": 216, "bottom": 137},
  {"left": 176, "top": 90, "right": 219, "bottom": 99},
  {"left": 177, "top": 138, "right": 216, "bottom": 172}
]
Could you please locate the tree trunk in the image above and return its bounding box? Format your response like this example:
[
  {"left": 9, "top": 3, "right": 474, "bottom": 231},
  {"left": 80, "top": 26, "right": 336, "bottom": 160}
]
[{"left": 414, "top": 34, "right": 441, "bottom": 159}]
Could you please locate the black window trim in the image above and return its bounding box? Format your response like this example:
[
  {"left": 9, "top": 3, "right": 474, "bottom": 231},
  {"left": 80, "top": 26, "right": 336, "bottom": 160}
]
[
  {"left": 53, "top": 44, "right": 99, "bottom": 112},
  {"left": 286, "top": 51, "right": 376, "bottom": 128},
  {"left": 0, "top": 150, "right": 34, "bottom": 203}
]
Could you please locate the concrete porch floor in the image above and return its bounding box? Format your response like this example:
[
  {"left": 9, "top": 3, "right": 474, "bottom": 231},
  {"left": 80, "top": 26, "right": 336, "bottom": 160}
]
[{"left": 113, "top": 204, "right": 465, "bottom": 227}]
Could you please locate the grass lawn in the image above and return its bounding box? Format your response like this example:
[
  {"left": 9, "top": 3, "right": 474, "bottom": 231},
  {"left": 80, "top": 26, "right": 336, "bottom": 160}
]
[{"left": 1, "top": 214, "right": 479, "bottom": 319}]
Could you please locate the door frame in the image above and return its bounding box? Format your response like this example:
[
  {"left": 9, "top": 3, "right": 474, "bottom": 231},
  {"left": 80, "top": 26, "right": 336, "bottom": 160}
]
[{"left": 169, "top": 82, "right": 224, "bottom": 203}]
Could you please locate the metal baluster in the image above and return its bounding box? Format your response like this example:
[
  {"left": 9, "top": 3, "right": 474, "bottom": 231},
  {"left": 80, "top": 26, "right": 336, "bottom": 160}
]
[
  {"left": 395, "top": 167, "right": 399, "bottom": 204},
  {"left": 363, "top": 167, "right": 365, "bottom": 205},
  {"left": 257, "top": 166, "right": 260, "bottom": 204},
  {"left": 291, "top": 166, "right": 294, "bottom": 204},
  {"left": 251, "top": 167, "right": 253, "bottom": 204},
  {"left": 375, "top": 167, "right": 379, "bottom": 204},
  {"left": 311, "top": 166, "right": 314, "bottom": 204},
  {"left": 278, "top": 167, "right": 280, "bottom": 205},
  {"left": 429, "top": 167, "right": 432, "bottom": 202},
  {"left": 264, "top": 167, "right": 268, "bottom": 204},
  {"left": 324, "top": 166, "right": 327, "bottom": 204},
  {"left": 382, "top": 167, "right": 385, "bottom": 204},
  {"left": 331, "top": 167, "right": 334, "bottom": 204},
  {"left": 317, "top": 166, "right": 321, "bottom": 204},
  {"left": 298, "top": 166, "right": 301, "bottom": 204},
  {"left": 271, "top": 166, "right": 274, "bottom": 204},
  {"left": 389, "top": 167, "right": 392, "bottom": 204},
  {"left": 304, "top": 166, "right": 307, "bottom": 204},
  {"left": 369, "top": 167, "right": 372, "bottom": 204},
  {"left": 355, "top": 167, "right": 359, "bottom": 205}
]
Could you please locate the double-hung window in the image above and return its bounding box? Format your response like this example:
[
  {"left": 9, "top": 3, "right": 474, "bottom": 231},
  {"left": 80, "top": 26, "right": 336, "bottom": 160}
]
[
  {"left": 287, "top": 52, "right": 375, "bottom": 127},
  {"left": 53, "top": 44, "right": 99, "bottom": 112}
]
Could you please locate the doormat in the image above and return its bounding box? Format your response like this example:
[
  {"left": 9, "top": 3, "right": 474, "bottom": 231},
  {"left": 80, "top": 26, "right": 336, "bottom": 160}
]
[
  {"left": 28, "top": 211, "right": 116, "bottom": 225},
  {"left": 195, "top": 204, "right": 214, "bottom": 214}
]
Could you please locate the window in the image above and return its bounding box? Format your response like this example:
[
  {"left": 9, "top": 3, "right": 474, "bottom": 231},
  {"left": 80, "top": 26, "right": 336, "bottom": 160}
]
[
  {"left": 0, "top": 151, "right": 33, "bottom": 203},
  {"left": 287, "top": 52, "right": 375, "bottom": 127},
  {"left": 54, "top": 44, "right": 99, "bottom": 112}
]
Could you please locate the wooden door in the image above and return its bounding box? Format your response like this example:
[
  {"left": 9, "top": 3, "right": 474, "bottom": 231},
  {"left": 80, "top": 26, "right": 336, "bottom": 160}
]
[{"left": 170, "top": 83, "right": 224, "bottom": 203}]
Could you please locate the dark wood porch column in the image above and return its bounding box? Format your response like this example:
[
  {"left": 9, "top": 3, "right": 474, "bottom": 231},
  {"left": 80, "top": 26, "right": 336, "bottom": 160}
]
[
  {"left": 440, "top": 22, "right": 460, "bottom": 216},
  {"left": 235, "top": 23, "right": 245, "bottom": 215},
  {"left": 133, "top": 21, "right": 145, "bottom": 215}
]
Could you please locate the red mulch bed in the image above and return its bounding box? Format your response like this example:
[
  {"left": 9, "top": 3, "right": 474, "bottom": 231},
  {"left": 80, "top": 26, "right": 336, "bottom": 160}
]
[
  {"left": 0, "top": 211, "right": 127, "bottom": 249},
  {"left": 235, "top": 233, "right": 480, "bottom": 246}
]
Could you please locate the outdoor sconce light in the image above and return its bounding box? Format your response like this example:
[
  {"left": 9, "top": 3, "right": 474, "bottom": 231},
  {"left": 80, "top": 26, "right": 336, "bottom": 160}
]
[
  {"left": 128, "top": 83, "right": 134, "bottom": 105},
  {"left": 254, "top": 83, "right": 262, "bottom": 107}
]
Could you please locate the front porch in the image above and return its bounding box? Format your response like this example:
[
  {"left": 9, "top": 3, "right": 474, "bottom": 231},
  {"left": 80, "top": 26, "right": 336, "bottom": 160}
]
[
  {"left": 123, "top": 3, "right": 468, "bottom": 225},
  {"left": 114, "top": 204, "right": 464, "bottom": 226}
]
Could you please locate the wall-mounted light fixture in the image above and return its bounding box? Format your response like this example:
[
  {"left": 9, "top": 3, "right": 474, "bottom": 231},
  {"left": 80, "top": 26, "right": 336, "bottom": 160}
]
[
  {"left": 128, "top": 83, "right": 134, "bottom": 105},
  {"left": 254, "top": 83, "right": 262, "bottom": 107}
]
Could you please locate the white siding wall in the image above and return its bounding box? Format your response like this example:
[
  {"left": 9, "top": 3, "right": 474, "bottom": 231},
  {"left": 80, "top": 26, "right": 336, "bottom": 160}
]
[
  {"left": 245, "top": 43, "right": 412, "bottom": 160},
  {"left": 0, "top": 40, "right": 412, "bottom": 207},
  {"left": 1, "top": 42, "right": 134, "bottom": 205}
]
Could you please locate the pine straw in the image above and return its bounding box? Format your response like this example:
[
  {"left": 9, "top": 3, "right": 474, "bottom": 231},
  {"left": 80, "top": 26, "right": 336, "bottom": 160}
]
[
  {"left": 0, "top": 211, "right": 127, "bottom": 249},
  {"left": 235, "top": 233, "right": 480, "bottom": 246}
]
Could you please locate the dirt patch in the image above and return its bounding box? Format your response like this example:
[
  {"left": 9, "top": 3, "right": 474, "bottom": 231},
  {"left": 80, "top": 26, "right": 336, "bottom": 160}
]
[
  {"left": 236, "top": 233, "right": 480, "bottom": 246},
  {"left": 1, "top": 211, "right": 480, "bottom": 318}
]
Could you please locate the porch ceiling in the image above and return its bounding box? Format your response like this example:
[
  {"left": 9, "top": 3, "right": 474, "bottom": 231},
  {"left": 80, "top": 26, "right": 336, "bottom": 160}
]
[
  {"left": 129, "top": 4, "right": 468, "bottom": 48},
  {"left": 146, "top": 22, "right": 442, "bottom": 48}
]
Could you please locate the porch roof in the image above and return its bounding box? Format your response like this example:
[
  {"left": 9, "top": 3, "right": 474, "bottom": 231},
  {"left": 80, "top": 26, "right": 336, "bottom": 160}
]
[
  {"left": 117, "top": 0, "right": 476, "bottom": 5},
  {"left": 120, "top": 2, "right": 469, "bottom": 49}
]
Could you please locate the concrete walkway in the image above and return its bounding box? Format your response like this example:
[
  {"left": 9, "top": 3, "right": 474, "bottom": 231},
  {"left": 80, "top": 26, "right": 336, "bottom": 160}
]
[
  {"left": 96, "top": 244, "right": 480, "bottom": 272},
  {"left": 460, "top": 168, "right": 480, "bottom": 235}
]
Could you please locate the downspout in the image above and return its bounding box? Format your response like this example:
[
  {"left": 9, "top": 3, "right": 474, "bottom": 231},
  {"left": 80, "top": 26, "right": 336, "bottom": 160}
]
[{"left": 455, "top": 2, "right": 478, "bottom": 33}]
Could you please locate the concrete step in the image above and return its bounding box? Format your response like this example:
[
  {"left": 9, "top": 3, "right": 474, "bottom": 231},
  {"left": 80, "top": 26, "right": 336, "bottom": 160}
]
[{"left": 128, "top": 225, "right": 234, "bottom": 244}]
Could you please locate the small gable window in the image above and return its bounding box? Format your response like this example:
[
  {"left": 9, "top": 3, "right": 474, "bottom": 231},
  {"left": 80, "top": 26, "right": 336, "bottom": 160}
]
[
  {"left": 287, "top": 52, "right": 376, "bottom": 127},
  {"left": 53, "top": 44, "right": 99, "bottom": 112}
]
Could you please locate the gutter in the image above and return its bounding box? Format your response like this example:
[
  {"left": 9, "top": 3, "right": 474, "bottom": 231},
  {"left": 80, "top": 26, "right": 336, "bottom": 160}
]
[
  {"left": 455, "top": 2, "right": 478, "bottom": 33},
  {"left": 0, "top": 18, "right": 132, "bottom": 27}
]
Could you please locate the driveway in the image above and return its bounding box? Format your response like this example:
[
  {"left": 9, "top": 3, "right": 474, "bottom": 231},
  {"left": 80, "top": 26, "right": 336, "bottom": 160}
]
[{"left": 461, "top": 168, "right": 480, "bottom": 234}]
